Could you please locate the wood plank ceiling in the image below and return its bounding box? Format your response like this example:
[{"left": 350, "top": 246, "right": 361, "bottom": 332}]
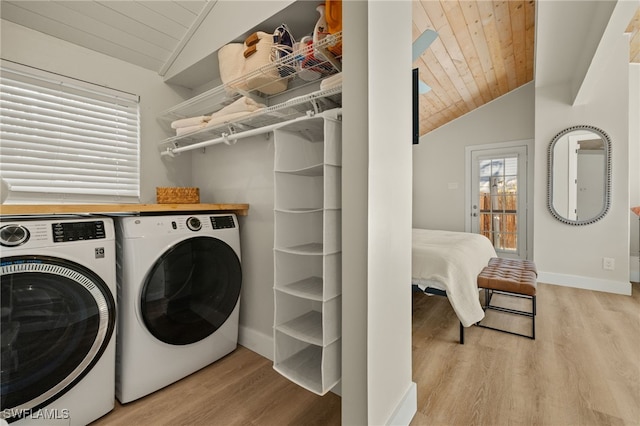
[
  {"left": 412, "top": 0, "right": 536, "bottom": 135},
  {"left": 627, "top": 6, "right": 640, "bottom": 63}
]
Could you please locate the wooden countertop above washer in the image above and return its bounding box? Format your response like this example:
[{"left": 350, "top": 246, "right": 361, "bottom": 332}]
[{"left": 0, "top": 203, "right": 250, "bottom": 216}]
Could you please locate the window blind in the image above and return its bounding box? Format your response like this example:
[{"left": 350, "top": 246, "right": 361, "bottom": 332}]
[{"left": 0, "top": 61, "right": 140, "bottom": 204}]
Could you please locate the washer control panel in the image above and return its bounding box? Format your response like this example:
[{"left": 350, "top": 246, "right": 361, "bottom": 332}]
[
  {"left": 1, "top": 219, "right": 110, "bottom": 247},
  {"left": 52, "top": 221, "right": 106, "bottom": 242},
  {"left": 210, "top": 215, "right": 235, "bottom": 229}
]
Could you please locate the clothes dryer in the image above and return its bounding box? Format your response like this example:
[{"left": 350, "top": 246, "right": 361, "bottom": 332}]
[
  {"left": 115, "top": 213, "right": 242, "bottom": 403},
  {"left": 0, "top": 217, "right": 116, "bottom": 425}
]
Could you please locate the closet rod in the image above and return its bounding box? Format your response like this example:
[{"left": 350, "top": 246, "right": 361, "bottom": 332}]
[{"left": 162, "top": 111, "right": 322, "bottom": 157}]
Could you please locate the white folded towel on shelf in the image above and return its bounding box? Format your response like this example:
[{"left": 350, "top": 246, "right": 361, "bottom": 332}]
[
  {"left": 205, "top": 96, "right": 266, "bottom": 128},
  {"left": 175, "top": 123, "right": 207, "bottom": 136},
  {"left": 220, "top": 96, "right": 266, "bottom": 115},
  {"left": 320, "top": 72, "right": 342, "bottom": 91},
  {"left": 205, "top": 110, "right": 262, "bottom": 128},
  {"left": 171, "top": 115, "right": 211, "bottom": 129}
]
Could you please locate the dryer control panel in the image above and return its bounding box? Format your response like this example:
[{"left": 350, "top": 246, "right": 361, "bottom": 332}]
[{"left": 119, "top": 214, "right": 237, "bottom": 238}]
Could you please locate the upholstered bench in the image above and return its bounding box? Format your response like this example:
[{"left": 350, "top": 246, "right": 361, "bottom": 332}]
[
  {"left": 476, "top": 260, "right": 537, "bottom": 339},
  {"left": 488, "top": 257, "right": 538, "bottom": 277}
]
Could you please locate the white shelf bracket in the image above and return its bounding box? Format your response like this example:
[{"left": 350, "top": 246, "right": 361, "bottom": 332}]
[
  {"left": 223, "top": 132, "right": 237, "bottom": 146},
  {"left": 308, "top": 99, "right": 320, "bottom": 115},
  {"left": 163, "top": 144, "right": 178, "bottom": 158}
]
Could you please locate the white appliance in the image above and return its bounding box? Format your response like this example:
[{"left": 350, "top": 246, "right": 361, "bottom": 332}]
[
  {"left": 0, "top": 217, "right": 116, "bottom": 425},
  {"left": 115, "top": 213, "right": 242, "bottom": 403}
]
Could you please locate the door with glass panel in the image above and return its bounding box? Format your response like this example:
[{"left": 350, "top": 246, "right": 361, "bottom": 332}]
[{"left": 470, "top": 146, "right": 527, "bottom": 258}]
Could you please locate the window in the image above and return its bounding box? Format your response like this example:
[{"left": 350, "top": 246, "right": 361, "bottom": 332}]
[{"left": 0, "top": 60, "right": 140, "bottom": 204}]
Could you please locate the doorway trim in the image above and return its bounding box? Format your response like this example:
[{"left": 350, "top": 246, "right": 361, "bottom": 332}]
[{"left": 465, "top": 139, "right": 535, "bottom": 260}]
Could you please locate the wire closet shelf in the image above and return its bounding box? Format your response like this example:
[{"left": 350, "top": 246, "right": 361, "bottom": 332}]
[{"left": 159, "top": 32, "right": 342, "bottom": 157}]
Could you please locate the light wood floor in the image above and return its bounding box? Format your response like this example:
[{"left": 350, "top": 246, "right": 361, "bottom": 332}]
[
  {"left": 92, "top": 282, "right": 639, "bottom": 426},
  {"left": 91, "top": 345, "right": 341, "bottom": 426},
  {"left": 411, "top": 282, "right": 640, "bottom": 426}
]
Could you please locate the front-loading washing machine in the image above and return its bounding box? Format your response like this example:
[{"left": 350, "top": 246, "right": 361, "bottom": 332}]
[
  {"left": 115, "top": 213, "right": 242, "bottom": 403},
  {"left": 0, "top": 216, "right": 116, "bottom": 425}
]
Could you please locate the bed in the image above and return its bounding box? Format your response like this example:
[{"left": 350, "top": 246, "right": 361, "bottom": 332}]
[{"left": 412, "top": 229, "right": 497, "bottom": 334}]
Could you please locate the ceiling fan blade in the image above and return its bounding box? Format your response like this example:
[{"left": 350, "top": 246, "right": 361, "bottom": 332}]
[
  {"left": 418, "top": 80, "right": 431, "bottom": 94},
  {"left": 412, "top": 29, "right": 438, "bottom": 62}
]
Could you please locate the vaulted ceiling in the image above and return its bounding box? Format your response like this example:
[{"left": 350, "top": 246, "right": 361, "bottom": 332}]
[
  {"left": 412, "top": 0, "right": 535, "bottom": 135},
  {"left": 627, "top": 5, "right": 640, "bottom": 62},
  {"left": 0, "top": 1, "right": 211, "bottom": 75},
  {"left": 1, "top": 1, "right": 638, "bottom": 137}
]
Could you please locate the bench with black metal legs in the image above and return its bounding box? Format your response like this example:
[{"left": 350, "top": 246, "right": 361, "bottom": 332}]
[
  {"left": 476, "top": 259, "right": 537, "bottom": 339},
  {"left": 488, "top": 257, "right": 538, "bottom": 277}
]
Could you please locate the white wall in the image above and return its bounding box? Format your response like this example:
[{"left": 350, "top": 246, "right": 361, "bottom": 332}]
[
  {"left": 341, "top": 0, "right": 368, "bottom": 422},
  {"left": 413, "top": 82, "right": 535, "bottom": 231},
  {"left": 0, "top": 20, "right": 193, "bottom": 202},
  {"left": 190, "top": 136, "right": 275, "bottom": 358},
  {"left": 365, "top": 2, "right": 415, "bottom": 424},
  {"left": 533, "top": 32, "right": 631, "bottom": 294}
]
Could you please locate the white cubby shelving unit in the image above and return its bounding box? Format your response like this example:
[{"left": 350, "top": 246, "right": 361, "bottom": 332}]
[{"left": 273, "top": 109, "right": 342, "bottom": 395}]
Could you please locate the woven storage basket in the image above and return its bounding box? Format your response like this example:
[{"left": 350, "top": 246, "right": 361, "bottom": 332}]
[{"left": 156, "top": 187, "right": 200, "bottom": 204}]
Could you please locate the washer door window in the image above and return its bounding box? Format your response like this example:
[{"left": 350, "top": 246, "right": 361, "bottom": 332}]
[
  {"left": 141, "top": 236, "right": 242, "bottom": 345},
  {"left": 0, "top": 256, "right": 115, "bottom": 422}
]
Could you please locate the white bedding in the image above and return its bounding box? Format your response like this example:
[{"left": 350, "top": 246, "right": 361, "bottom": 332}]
[{"left": 412, "top": 229, "right": 497, "bottom": 327}]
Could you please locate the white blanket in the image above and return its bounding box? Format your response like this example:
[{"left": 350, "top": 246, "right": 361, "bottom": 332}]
[
  {"left": 320, "top": 72, "right": 342, "bottom": 91},
  {"left": 205, "top": 96, "right": 265, "bottom": 128},
  {"left": 176, "top": 123, "right": 207, "bottom": 136},
  {"left": 171, "top": 115, "right": 211, "bottom": 129},
  {"left": 412, "top": 229, "right": 497, "bottom": 327}
]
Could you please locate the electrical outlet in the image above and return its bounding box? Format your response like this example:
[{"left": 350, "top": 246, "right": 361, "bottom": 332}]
[{"left": 603, "top": 257, "right": 615, "bottom": 271}]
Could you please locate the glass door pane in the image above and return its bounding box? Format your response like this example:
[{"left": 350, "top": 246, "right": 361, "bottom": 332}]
[
  {"left": 477, "top": 156, "right": 518, "bottom": 253},
  {"left": 141, "top": 236, "right": 242, "bottom": 346}
]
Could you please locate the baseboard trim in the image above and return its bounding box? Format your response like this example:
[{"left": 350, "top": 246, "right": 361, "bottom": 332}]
[
  {"left": 538, "top": 271, "right": 632, "bottom": 295},
  {"left": 386, "top": 382, "right": 417, "bottom": 426},
  {"left": 238, "top": 325, "right": 273, "bottom": 361}
]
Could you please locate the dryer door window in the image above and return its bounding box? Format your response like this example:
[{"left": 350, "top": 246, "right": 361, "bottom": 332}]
[
  {"left": 0, "top": 256, "right": 116, "bottom": 422},
  {"left": 141, "top": 236, "right": 242, "bottom": 345}
]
